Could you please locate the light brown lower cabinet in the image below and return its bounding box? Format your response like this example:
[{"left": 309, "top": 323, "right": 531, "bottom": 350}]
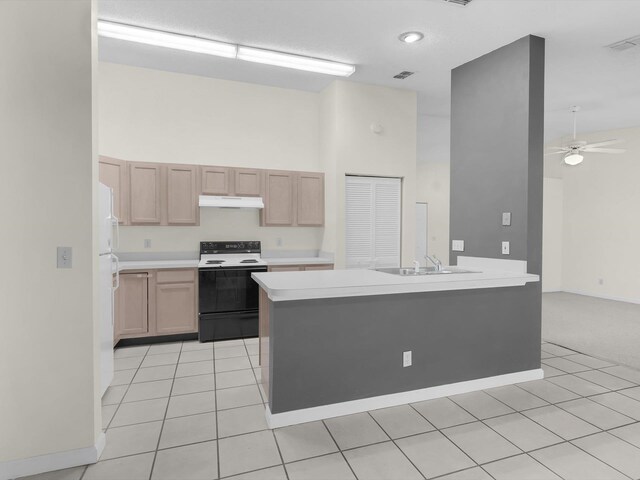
[
  {"left": 114, "top": 268, "right": 198, "bottom": 343},
  {"left": 115, "top": 272, "right": 150, "bottom": 337},
  {"left": 266, "top": 264, "right": 334, "bottom": 272},
  {"left": 154, "top": 270, "right": 197, "bottom": 335}
]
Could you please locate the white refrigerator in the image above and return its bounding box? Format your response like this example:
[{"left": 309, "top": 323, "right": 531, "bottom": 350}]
[{"left": 99, "top": 183, "right": 120, "bottom": 396}]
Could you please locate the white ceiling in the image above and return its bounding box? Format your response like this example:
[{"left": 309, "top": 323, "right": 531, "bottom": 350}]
[{"left": 99, "top": 0, "right": 640, "bottom": 142}]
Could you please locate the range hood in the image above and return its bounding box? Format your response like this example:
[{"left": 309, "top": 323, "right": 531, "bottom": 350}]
[{"left": 199, "top": 195, "right": 264, "bottom": 209}]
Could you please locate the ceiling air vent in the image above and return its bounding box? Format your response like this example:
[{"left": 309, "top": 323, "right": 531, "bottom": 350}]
[
  {"left": 393, "top": 71, "right": 415, "bottom": 80},
  {"left": 606, "top": 34, "right": 640, "bottom": 51},
  {"left": 443, "top": 0, "right": 473, "bottom": 5}
]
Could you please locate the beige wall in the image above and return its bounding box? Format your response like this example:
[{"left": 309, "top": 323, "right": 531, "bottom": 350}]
[
  {"left": 416, "top": 163, "right": 450, "bottom": 264},
  {"left": 320, "top": 81, "right": 417, "bottom": 268},
  {"left": 558, "top": 126, "right": 640, "bottom": 302},
  {"left": 0, "top": 0, "right": 100, "bottom": 470},
  {"left": 99, "top": 63, "right": 324, "bottom": 253},
  {"left": 100, "top": 64, "right": 418, "bottom": 260},
  {"left": 542, "top": 178, "right": 563, "bottom": 292}
]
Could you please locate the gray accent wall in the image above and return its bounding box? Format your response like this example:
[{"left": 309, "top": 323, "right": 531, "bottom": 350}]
[{"left": 449, "top": 35, "right": 545, "bottom": 275}]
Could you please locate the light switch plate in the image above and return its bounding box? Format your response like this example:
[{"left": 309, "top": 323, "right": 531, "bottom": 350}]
[
  {"left": 144, "top": 239, "right": 151, "bottom": 249},
  {"left": 452, "top": 240, "right": 465, "bottom": 252},
  {"left": 501, "top": 241, "right": 510, "bottom": 255},
  {"left": 502, "top": 212, "right": 512, "bottom": 226},
  {"left": 57, "top": 247, "right": 72, "bottom": 268}
]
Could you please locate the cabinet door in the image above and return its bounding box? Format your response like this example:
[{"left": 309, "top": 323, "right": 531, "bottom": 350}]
[
  {"left": 166, "top": 164, "right": 199, "bottom": 225},
  {"left": 99, "top": 156, "right": 129, "bottom": 225},
  {"left": 262, "top": 170, "right": 295, "bottom": 226},
  {"left": 303, "top": 264, "right": 333, "bottom": 271},
  {"left": 234, "top": 168, "right": 262, "bottom": 197},
  {"left": 155, "top": 282, "right": 197, "bottom": 334},
  {"left": 296, "top": 172, "right": 324, "bottom": 226},
  {"left": 115, "top": 273, "right": 149, "bottom": 336},
  {"left": 201, "top": 166, "right": 231, "bottom": 195},
  {"left": 267, "top": 265, "right": 303, "bottom": 272},
  {"left": 129, "top": 163, "right": 162, "bottom": 224}
]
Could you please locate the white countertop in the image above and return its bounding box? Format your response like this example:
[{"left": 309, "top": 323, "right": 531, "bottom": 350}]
[
  {"left": 118, "top": 259, "right": 199, "bottom": 271},
  {"left": 252, "top": 267, "right": 539, "bottom": 302},
  {"left": 263, "top": 257, "right": 334, "bottom": 266}
]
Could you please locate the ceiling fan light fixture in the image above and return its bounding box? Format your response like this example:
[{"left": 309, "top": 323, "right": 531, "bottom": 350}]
[
  {"left": 564, "top": 153, "right": 584, "bottom": 166},
  {"left": 398, "top": 32, "right": 424, "bottom": 44}
]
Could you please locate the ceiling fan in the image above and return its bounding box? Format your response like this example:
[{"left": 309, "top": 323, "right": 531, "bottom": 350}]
[{"left": 546, "top": 106, "right": 626, "bottom": 166}]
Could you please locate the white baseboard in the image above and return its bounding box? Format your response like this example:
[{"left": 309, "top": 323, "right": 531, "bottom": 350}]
[
  {"left": 0, "top": 432, "right": 105, "bottom": 480},
  {"left": 562, "top": 289, "right": 640, "bottom": 305},
  {"left": 265, "top": 368, "right": 543, "bottom": 429}
]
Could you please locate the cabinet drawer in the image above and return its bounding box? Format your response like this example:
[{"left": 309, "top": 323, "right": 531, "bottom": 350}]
[
  {"left": 156, "top": 269, "right": 196, "bottom": 284},
  {"left": 267, "top": 265, "right": 303, "bottom": 272},
  {"left": 303, "top": 264, "right": 334, "bottom": 271}
]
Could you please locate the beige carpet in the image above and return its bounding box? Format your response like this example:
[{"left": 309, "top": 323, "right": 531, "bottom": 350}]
[{"left": 543, "top": 292, "right": 640, "bottom": 370}]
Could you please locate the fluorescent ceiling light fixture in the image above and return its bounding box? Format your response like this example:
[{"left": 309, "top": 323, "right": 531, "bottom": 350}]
[
  {"left": 564, "top": 153, "right": 584, "bottom": 166},
  {"left": 98, "top": 20, "right": 355, "bottom": 77},
  {"left": 97, "top": 21, "right": 237, "bottom": 58},
  {"left": 399, "top": 31, "right": 424, "bottom": 43},
  {"left": 237, "top": 46, "right": 355, "bottom": 76}
]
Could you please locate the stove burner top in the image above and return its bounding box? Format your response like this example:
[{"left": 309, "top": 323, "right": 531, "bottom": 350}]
[
  {"left": 240, "top": 259, "right": 258, "bottom": 263},
  {"left": 206, "top": 260, "right": 225, "bottom": 265}
]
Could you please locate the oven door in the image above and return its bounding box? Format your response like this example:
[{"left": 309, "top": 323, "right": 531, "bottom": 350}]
[{"left": 198, "top": 266, "right": 267, "bottom": 314}]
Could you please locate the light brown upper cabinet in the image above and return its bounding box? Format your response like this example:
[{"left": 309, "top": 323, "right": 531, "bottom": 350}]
[
  {"left": 234, "top": 168, "right": 262, "bottom": 197},
  {"left": 99, "top": 156, "right": 129, "bottom": 225},
  {"left": 166, "top": 164, "right": 199, "bottom": 225},
  {"left": 201, "top": 166, "right": 262, "bottom": 197},
  {"left": 262, "top": 170, "right": 296, "bottom": 226},
  {"left": 129, "top": 162, "right": 162, "bottom": 225},
  {"left": 296, "top": 172, "right": 325, "bottom": 226},
  {"left": 261, "top": 170, "right": 325, "bottom": 227},
  {"left": 201, "top": 166, "right": 231, "bottom": 195}
]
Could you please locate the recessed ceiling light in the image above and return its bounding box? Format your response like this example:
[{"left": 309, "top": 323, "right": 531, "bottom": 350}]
[{"left": 398, "top": 32, "right": 424, "bottom": 44}]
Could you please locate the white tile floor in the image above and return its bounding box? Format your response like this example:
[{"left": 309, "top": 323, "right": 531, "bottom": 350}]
[{"left": 21, "top": 340, "right": 640, "bottom": 480}]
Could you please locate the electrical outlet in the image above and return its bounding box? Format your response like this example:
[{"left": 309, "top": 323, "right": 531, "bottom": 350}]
[
  {"left": 403, "top": 351, "right": 412, "bottom": 368},
  {"left": 598, "top": 278, "right": 604, "bottom": 285},
  {"left": 501, "top": 241, "right": 510, "bottom": 255},
  {"left": 57, "top": 247, "right": 72, "bottom": 268},
  {"left": 144, "top": 239, "right": 151, "bottom": 249},
  {"left": 452, "top": 240, "right": 465, "bottom": 252},
  {"left": 276, "top": 237, "right": 283, "bottom": 247},
  {"left": 502, "top": 212, "right": 512, "bottom": 226}
]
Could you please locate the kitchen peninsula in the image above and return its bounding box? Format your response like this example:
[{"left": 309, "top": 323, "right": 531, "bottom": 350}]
[{"left": 253, "top": 258, "right": 541, "bottom": 428}]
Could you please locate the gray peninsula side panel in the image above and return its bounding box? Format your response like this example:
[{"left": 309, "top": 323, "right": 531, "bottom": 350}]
[{"left": 269, "top": 285, "right": 540, "bottom": 414}]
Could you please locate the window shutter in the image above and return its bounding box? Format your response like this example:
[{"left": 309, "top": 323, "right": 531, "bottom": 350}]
[
  {"left": 345, "top": 176, "right": 401, "bottom": 269},
  {"left": 373, "top": 179, "right": 401, "bottom": 268},
  {"left": 345, "top": 177, "right": 373, "bottom": 269}
]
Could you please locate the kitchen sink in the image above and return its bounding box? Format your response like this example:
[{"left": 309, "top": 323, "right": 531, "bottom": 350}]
[{"left": 375, "top": 267, "right": 475, "bottom": 276}]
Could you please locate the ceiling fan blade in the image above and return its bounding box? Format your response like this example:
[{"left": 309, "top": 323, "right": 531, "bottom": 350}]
[
  {"left": 545, "top": 151, "right": 565, "bottom": 156},
  {"left": 583, "top": 148, "right": 627, "bottom": 154},
  {"left": 583, "top": 139, "right": 624, "bottom": 149}
]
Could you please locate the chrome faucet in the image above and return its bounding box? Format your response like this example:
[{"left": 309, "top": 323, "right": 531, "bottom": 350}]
[
  {"left": 425, "top": 254, "right": 443, "bottom": 272},
  {"left": 413, "top": 260, "right": 420, "bottom": 274}
]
